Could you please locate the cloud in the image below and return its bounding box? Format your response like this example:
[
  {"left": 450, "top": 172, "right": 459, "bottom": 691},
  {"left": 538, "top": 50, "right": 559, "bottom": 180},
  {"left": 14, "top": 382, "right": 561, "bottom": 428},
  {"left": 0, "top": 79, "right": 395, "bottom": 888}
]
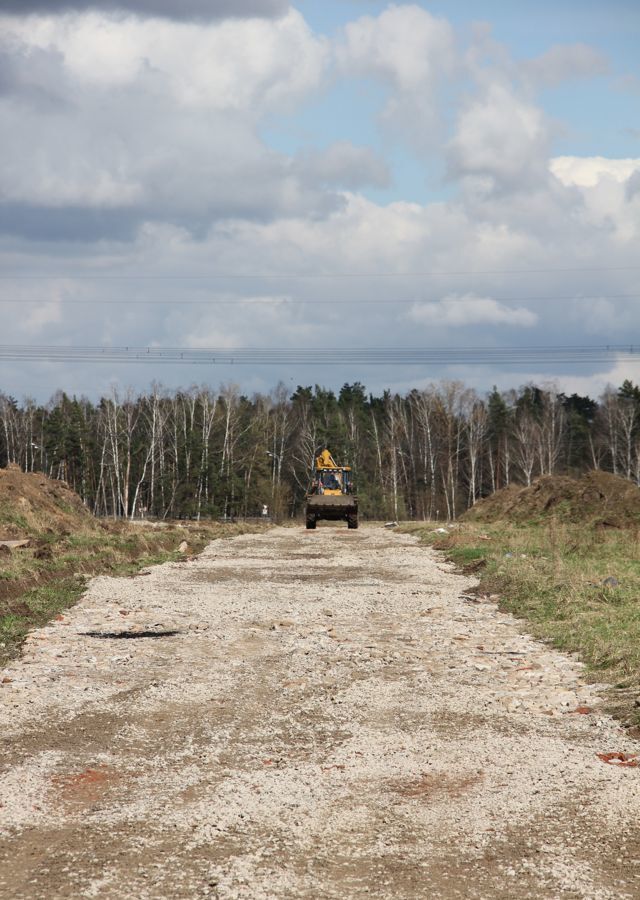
[
  {"left": 447, "top": 82, "right": 550, "bottom": 190},
  {"left": 0, "top": 0, "right": 288, "bottom": 21},
  {"left": 0, "top": 10, "right": 331, "bottom": 238},
  {"left": 523, "top": 43, "right": 608, "bottom": 88},
  {"left": 548, "top": 156, "right": 640, "bottom": 242},
  {"left": 407, "top": 294, "right": 537, "bottom": 328},
  {"left": 336, "top": 4, "right": 456, "bottom": 151},
  {"left": 336, "top": 4, "right": 454, "bottom": 92},
  {"left": 0, "top": 10, "right": 325, "bottom": 107},
  {"left": 1, "top": 159, "right": 638, "bottom": 399},
  {"left": 0, "top": 5, "right": 638, "bottom": 401},
  {"left": 295, "top": 142, "right": 390, "bottom": 190},
  {"left": 550, "top": 156, "right": 640, "bottom": 187},
  {"left": 615, "top": 74, "right": 640, "bottom": 95},
  {"left": 627, "top": 170, "right": 640, "bottom": 200}
]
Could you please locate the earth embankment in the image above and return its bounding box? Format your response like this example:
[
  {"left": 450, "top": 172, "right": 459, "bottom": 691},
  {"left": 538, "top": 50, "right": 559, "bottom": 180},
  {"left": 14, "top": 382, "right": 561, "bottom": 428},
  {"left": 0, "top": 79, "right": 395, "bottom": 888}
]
[{"left": 463, "top": 470, "right": 640, "bottom": 527}]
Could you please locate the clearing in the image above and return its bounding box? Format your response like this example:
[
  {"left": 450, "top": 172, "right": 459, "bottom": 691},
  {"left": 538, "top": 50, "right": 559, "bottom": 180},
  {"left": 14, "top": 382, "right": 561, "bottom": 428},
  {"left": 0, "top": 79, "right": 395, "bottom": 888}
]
[{"left": 1, "top": 525, "right": 639, "bottom": 899}]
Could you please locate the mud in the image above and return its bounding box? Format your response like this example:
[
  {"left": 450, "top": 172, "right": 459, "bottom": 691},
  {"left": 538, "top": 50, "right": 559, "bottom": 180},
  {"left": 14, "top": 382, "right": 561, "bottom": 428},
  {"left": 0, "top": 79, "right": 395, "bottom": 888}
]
[{"left": 1, "top": 525, "right": 639, "bottom": 899}]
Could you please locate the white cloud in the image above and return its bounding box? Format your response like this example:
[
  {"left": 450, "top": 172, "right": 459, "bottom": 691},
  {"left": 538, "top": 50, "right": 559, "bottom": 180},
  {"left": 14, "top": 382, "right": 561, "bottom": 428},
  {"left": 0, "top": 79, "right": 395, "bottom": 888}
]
[
  {"left": 550, "top": 156, "right": 640, "bottom": 187},
  {"left": 336, "top": 4, "right": 456, "bottom": 150},
  {"left": 0, "top": 5, "right": 639, "bottom": 400},
  {"left": 407, "top": 294, "right": 537, "bottom": 328},
  {"left": 0, "top": 10, "right": 332, "bottom": 227},
  {"left": 448, "top": 82, "right": 550, "bottom": 189},
  {"left": 0, "top": 9, "right": 327, "bottom": 110},
  {"left": 549, "top": 157, "right": 640, "bottom": 242},
  {"left": 337, "top": 4, "right": 454, "bottom": 92}
]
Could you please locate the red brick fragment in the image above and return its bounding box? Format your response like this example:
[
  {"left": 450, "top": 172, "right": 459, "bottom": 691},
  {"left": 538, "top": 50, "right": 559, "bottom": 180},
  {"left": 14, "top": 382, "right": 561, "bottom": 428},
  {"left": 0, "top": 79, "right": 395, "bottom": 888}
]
[{"left": 597, "top": 752, "right": 639, "bottom": 768}]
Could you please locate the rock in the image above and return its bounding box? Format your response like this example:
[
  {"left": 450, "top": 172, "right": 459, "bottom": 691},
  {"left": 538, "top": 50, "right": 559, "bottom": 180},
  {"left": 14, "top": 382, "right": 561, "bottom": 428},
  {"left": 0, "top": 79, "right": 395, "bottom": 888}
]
[
  {"left": 384, "top": 522, "right": 398, "bottom": 529},
  {"left": 501, "top": 697, "right": 523, "bottom": 712},
  {"left": 553, "top": 692, "right": 577, "bottom": 708},
  {"left": 0, "top": 539, "right": 30, "bottom": 550},
  {"left": 178, "top": 541, "right": 189, "bottom": 553}
]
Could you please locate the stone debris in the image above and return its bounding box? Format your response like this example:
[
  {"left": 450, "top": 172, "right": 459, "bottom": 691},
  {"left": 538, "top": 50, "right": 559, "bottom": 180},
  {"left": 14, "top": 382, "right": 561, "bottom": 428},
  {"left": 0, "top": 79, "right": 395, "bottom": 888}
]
[{"left": 597, "top": 752, "right": 639, "bottom": 768}]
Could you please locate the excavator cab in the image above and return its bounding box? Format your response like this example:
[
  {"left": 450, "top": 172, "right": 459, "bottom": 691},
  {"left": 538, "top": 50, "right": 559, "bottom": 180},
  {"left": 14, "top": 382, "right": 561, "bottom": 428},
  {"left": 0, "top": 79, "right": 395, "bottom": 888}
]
[
  {"left": 320, "top": 470, "right": 342, "bottom": 491},
  {"left": 312, "top": 450, "right": 350, "bottom": 495}
]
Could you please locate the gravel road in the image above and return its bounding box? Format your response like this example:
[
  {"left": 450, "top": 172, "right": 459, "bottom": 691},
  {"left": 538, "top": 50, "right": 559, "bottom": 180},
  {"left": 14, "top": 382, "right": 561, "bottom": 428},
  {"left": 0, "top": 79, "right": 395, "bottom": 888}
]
[{"left": 1, "top": 525, "right": 639, "bottom": 899}]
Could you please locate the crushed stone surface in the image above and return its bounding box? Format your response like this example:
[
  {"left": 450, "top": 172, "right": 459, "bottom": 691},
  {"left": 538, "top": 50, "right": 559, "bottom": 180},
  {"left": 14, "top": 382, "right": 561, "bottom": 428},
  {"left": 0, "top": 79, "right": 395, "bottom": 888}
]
[{"left": 1, "top": 525, "right": 639, "bottom": 899}]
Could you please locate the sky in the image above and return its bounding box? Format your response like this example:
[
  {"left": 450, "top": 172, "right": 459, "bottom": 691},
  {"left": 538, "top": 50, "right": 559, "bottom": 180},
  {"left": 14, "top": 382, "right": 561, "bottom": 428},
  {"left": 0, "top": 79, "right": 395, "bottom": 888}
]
[{"left": 1, "top": 0, "right": 639, "bottom": 401}]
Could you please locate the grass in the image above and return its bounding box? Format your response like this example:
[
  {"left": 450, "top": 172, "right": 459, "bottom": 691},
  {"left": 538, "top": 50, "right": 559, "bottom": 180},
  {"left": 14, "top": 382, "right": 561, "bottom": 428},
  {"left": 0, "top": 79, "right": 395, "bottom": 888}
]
[
  {"left": 0, "top": 520, "right": 267, "bottom": 664},
  {"left": 401, "top": 518, "right": 640, "bottom": 729}
]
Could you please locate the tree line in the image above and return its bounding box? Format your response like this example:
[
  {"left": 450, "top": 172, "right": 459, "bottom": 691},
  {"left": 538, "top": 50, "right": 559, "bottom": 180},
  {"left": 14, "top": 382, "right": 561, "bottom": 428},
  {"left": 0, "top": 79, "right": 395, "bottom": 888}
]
[{"left": 1, "top": 379, "right": 640, "bottom": 521}]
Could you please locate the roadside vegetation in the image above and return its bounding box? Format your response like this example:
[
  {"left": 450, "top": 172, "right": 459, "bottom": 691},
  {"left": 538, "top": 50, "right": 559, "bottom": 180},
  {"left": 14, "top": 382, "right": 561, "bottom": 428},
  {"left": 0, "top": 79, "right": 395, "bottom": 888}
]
[
  {"left": 0, "top": 464, "right": 267, "bottom": 663},
  {"left": 0, "top": 519, "right": 265, "bottom": 664},
  {"left": 402, "top": 517, "right": 640, "bottom": 730}
]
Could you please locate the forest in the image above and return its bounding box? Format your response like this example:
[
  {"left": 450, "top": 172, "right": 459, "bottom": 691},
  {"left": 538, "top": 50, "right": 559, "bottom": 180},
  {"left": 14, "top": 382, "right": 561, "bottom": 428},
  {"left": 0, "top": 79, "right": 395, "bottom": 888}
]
[{"left": 1, "top": 379, "right": 640, "bottom": 522}]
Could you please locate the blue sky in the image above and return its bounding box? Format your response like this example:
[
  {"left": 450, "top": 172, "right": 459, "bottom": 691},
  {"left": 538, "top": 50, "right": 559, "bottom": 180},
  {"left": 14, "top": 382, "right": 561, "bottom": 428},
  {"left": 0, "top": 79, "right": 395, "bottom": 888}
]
[
  {"left": 0, "top": 0, "right": 639, "bottom": 400},
  {"left": 271, "top": 1, "right": 640, "bottom": 203}
]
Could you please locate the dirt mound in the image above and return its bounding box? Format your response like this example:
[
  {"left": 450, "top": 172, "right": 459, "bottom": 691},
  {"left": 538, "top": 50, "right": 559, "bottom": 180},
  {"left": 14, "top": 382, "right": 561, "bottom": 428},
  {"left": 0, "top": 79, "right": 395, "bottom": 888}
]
[
  {"left": 0, "top": 464, "right": 93, "bottom": 539},
  {"left": 463, "top": 471, "right": 640, "bottom": 527}
]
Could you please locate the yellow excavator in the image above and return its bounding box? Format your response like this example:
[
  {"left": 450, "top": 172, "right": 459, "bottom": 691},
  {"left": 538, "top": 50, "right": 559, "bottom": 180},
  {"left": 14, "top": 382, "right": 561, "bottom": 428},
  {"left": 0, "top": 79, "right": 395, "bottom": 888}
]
[{"left": 305, "top": 449, "right": 358, "bottom": 529}]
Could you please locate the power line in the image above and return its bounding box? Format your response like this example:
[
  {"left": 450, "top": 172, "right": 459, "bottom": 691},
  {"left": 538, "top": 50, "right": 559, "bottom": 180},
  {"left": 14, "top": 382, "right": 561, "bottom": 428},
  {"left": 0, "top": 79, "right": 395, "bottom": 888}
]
[
  {"left": 2, "top": 292, "right": 639, "bottom": 308},
  {"left": 1, "top": 265, "right": 639, "bottom": 280},
  {"left": 1, "top": 344, "right": 638, "bottom": 366}
]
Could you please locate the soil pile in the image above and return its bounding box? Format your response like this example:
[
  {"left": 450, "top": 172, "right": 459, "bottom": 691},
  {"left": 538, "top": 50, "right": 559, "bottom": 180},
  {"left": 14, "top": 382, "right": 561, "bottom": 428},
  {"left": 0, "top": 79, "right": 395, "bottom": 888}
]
[
  {"left": 463, "top": 470, "right": 640, "bottom": 527},
  {"left": 0, "top": 464, "right": 93, "bottom": 539}
]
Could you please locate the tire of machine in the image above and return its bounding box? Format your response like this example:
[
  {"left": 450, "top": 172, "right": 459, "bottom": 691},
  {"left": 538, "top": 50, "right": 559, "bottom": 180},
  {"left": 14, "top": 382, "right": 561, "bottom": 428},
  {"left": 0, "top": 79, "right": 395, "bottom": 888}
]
[
  {"left": 347, "top": 515, "right": 358, "bottom": 529},
  {"left": 306, "top": 516, "right": 317, "bottom": 529}
]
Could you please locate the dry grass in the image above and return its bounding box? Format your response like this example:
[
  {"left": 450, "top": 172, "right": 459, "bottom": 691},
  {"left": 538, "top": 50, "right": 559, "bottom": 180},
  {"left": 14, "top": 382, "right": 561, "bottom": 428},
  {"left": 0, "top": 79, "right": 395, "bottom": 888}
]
[{"left": 401, "top": 519, "right": 640, "bottom": 728}]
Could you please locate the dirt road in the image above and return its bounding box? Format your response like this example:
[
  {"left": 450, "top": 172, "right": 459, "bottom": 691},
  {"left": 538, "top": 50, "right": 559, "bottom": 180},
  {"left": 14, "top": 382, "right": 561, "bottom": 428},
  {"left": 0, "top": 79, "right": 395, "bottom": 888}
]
[{"left": 1, "top": 526, "right": 639, "bottom": 899}]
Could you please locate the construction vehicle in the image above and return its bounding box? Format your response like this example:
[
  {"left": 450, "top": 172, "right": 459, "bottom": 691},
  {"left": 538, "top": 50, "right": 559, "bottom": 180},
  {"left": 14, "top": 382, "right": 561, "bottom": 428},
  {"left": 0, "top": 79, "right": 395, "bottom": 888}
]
[{"left": 305, "top": 449, "right": 358, "bottom": 529}]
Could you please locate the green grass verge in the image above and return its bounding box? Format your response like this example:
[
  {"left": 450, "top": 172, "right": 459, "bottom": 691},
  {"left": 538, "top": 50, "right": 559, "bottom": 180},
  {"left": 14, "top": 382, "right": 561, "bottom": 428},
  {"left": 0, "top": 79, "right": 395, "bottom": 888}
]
[
  {"left": 0, "top": 521, "right": 267, "bottom": 664},
  {"left": 401, "top": 519, "right": 640, "bottom": 729}
]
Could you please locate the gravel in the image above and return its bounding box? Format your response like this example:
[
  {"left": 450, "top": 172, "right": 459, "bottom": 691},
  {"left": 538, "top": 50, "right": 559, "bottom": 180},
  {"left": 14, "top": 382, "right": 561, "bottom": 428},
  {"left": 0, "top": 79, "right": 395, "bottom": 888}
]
[{"left": 0, "top": 525, "right": 638, "bottom": 899}]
